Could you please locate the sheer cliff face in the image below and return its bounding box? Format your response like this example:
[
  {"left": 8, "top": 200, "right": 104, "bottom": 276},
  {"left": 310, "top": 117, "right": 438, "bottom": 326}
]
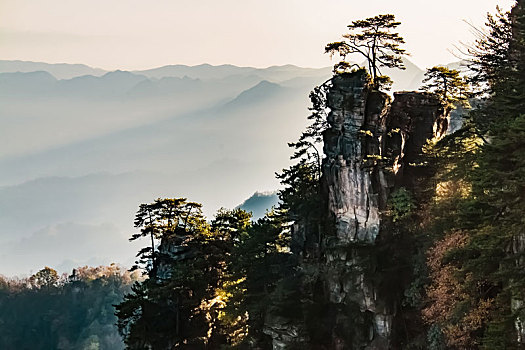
[
  {"left": 321, "top": 71, "right": 447, "bottom": 349},
  {"left": 323, "top": 73, "right": 447, "bottom": 247},
  {"left": 266, "top": 70, "right": 448, "bottom": 350},
  {"left": 323, "top": 73, "right": 389, "bottom": 244}
]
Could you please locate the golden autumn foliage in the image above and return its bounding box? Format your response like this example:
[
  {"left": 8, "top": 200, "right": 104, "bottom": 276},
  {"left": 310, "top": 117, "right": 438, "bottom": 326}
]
[{"left": 423, "top": 231, "right": 497, "bottom": 348}]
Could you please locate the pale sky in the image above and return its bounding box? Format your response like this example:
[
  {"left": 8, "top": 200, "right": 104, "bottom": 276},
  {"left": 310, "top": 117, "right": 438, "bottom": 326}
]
[{"left": 0, "top": 0, "right": 515, "bottom": 71}]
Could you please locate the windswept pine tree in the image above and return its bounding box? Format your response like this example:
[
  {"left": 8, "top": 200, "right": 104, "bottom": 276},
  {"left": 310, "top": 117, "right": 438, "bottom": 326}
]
[{"left": 325, "top": 14, "right": 408, "bottom": 89}]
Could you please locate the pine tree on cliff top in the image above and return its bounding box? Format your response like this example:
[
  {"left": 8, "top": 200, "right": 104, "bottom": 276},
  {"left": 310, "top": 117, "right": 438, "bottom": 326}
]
[
  {"left": 325, "top": 14, "right": 408, "bottom": 89},
  {"left": 421, "top": 66, "right": 470, "bottom": 107}
]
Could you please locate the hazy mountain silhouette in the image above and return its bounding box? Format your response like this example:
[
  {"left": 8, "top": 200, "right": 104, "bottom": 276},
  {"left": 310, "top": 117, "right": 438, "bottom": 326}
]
[
  {"left": 238, "top": 191, "right": 280, "bottom": 220},
  {"left": 135, "top": 63, "right": 255, "bottom": 80},
  {"left": 0, "top": 60, "right": 107, "bottom": 79},
  {"left": 28, "top": 70, "right": 150, "bottom": 98},
  {"left": 224, "top": 80, "right": 284, "bottom": 107},
  {"left": 0, "top": 71, "right": 57, "bottom": 95},
  {"left": 134, "top": 63, "right": 331, "bottom": 82}
]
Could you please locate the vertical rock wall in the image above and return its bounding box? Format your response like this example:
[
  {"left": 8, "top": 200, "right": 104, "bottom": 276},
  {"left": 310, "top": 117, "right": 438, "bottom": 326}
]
[
  {"left": 323, "top": 72, "right": 390, "bottom": 245},
  {"left": 321, "top": 72, "right": 447, "bottom": 349},
  {"left": 322, "top": 71, "right": 393, "bottom": 349},
  {"left": 264, "top": 70, "right": 448, "bottom": 349}
]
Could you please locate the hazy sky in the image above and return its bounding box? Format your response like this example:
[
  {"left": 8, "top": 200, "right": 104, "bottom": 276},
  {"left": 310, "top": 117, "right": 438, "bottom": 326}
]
[{"left": 0, "top": 0, "right": 515, "bottom": 70}]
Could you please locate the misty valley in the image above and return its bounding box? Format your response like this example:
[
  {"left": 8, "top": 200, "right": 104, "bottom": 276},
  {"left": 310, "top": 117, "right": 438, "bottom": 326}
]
[{"left": 1, "top": 2, "right": 525, "bottom": 349}]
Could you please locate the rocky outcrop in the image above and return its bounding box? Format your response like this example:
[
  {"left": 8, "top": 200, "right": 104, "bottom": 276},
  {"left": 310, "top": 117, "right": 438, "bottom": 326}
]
[
  {"left": 323, "top": 73, "right": 390, "bottom": 245},
  {"left": 265, "top": 70, "right": 449, "bottom": 349}
]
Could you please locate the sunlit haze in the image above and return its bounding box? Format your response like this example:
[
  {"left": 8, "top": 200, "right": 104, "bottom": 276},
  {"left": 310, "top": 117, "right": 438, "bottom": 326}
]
[{"left": 0, "top": 0, "right": 515, "bottom": 70}]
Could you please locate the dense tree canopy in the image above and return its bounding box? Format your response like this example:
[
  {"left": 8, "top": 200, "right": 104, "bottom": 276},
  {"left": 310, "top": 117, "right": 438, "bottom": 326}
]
[
  {"left": 115, "top": 195, "right": 295, "bottom": 349},
  {"left": 0, "top": 265, "right": 139, "bottom": 350},
  {"left": 421, "top": 1, "right": 525, "bottom": 348}
]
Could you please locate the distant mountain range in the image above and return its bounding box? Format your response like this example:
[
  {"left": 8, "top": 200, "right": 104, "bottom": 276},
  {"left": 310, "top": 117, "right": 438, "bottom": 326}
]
[
  {"left": 0, "top": 58, "right": 442, "bottom": 276},
  {"left": 0, "top": 58, "right": 430, "bottom": 88},
  {"left": 0, "top": 60, "right": 107, "bottom": 79}
]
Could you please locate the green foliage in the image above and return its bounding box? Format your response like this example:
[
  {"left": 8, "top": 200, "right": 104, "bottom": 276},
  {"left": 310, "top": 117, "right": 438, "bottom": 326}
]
[
  {"left": 421, "top": 66, "right": 470, "bottom": 107},
  {"left": 130, "top": 198, "right": 204, "bottom": 275},
  {"left": 421, "top": 2, "right": 525, "bottom": 348},
  {"left": 117, "top": 198, "right": 225, "bottom": 349},
  {"left": 325, "top": 14, "right": 407, "bottom": 87},
  {"left": 427, "top": 324, "right": 446, "bottom": 350},
  {"left": 277, "top": 162, "right": 320, "bottom": 218},
  {"left": 467, "top": 6, "right": 514, "bottom": 95},
  {"left": 287, "top": 80, "right": 329, "bottom": 182},
  {"left": 29, "top": 266, "right": 59, "bottom": 289},
  {"left": 116, "top": 197, "right": 293, "bottom": 349},
  {"left": 277, "top": 81, "right": 329, "bottom": 261},
  {"left": 467, "top": 3, "right": 525, "bottom": 135},
  {"left": 388, "top": 187, "right": 415, "bottom": 222},
  {"left": 0, "top": 265, "right": 138, "bottom": 350},
  {"left": 228, "top": 212, "right": 294, "bottom": 348}
]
